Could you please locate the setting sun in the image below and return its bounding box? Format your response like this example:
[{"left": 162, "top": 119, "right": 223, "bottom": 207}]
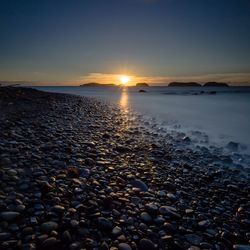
[{"left": 120, "top": 75, "right": 130, "bottom": 85}]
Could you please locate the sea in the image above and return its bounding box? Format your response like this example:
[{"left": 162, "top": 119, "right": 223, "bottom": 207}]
[{"left": 34, "top": 86, "right": 250, "bottom": 156}]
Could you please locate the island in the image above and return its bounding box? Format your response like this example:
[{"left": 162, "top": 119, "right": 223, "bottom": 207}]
[
  {"left": 168, "top": 82, "right": 202, "bottom": 87},
  {"left": 80, "top": 82, "right": 116, "bottom": 87},
  {"left": 203, "top": 82, "right": 229, "bottom": 87},
  {"left": 136, "top": 82, "right": 149, "bottom": 87}
]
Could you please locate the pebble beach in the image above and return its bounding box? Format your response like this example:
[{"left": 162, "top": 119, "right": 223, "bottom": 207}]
[{"left": 0, "top": 87, "right": 249, "bottom": 250}]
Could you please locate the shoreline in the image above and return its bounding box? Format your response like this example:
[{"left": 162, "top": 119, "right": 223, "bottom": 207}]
[{"left": 0, "top": 87, "right": 249, "bottom": 249}]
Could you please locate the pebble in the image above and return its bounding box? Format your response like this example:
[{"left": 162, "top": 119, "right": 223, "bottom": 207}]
[
  {"left": 139, "top": 238, "right": 156, "bottom": 250},
  {"left": 118, "top": 243, "right": 132, "bottom": 250},
  {"left": 42, "top": 237, "right": 58, "bottom": 248},
  {"left": 185, "top": 234, "right": 203, "bottom": 245},
  {"left": 129, "top": 179, "right": 148, "bottom": 192},
  {"left": 112, "top": 226, "right": 122, "bottom": 236},
  {"left": 41, "top": 221, "right": 58, "bottom": 233},
  {"left": 0, "top": 212, "right": 20, "bottom": 221},
  {"left": 233, "top": 245, "right": 250, "bottom": 250},
  {"left": 97, "top": 217, "right": 113, "bottom": 231},
  {"left": 140, "top": 212, "right": 152, "bottom": 223}
]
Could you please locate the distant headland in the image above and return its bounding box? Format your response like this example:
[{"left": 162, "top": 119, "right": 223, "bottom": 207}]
[
  {"left": 168, "top": 81, "right": 229, "bottom": 87},
  {"left": 79, "top": 82, "right": 230, "bottom": 87},
  {"left": 80, "top": 82, "right": 116, "bottom": 87},
  {"left": 168, "top": 82, "right": 202, "bottom": 87},
  {"left": 136, "top": 82, "right": 149, "bottom": 87},
  {"left": 203, "top": 82, "right": 229, "bottom": 87}
]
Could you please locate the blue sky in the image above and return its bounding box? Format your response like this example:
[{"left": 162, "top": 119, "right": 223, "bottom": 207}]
[{"left": 1, "top": 0, "right": 250, "bottom": 85}]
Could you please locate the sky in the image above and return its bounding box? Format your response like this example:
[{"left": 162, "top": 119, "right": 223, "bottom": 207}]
[{"left": 1, "top": 0, "right": 250, "bottom": 86}]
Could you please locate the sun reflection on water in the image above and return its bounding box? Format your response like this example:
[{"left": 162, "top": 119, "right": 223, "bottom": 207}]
[{"left": 119, "top": 87, "right": 129, "bottom": 111}]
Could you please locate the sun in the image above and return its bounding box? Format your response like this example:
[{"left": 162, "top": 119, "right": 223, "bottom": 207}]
[{"left": 120, "top": 75, "right": 130, "bottom": 85}]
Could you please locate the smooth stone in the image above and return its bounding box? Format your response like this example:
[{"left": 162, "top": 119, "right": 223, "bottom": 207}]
[
  {"left": 233, "top": 245, "right": 250, "bottom": 250},
  {"left": 9, "top": 224, "right": 19, "bottom": 232},
  {"left": 112, "top": 226, "right": 122, "bottom": 236},
  {"left": 200, "top": 242, "right": 214, "bottom": 249},
  {"left": 23, "top": 227, "right": 34, "bottom": 235},
  {"left": 0, "top": 232, "right": 11, "bottom": 240},
  {"left": 0, "top": 212, "right": 20, "bottom": 221},
  {"left": 85, "top": 158, "right": 95, "bottom": 165},
  {"left": 227, "top": 141, "right": 239, "bottom": 151},
  {"left": 185, "top": 234, "right": 203, "bottom": 245},
  {"left": 42, "top": 237, "right": 58, "bottom": 247},
  {"left": 16, "top": 204, "right": 26, "bottom": 212},
  {"left": 41, "top": 221, "right": 58, "bottom": 233},
  {"left": 185, "top": 209, "right": 194, "bottom": 214},
  {"left": 130, "top": 179, "right": 148, "bottom": 192},
  {"left": 53, "top": 205, "right": 65, "bottom": 213},
  {"left": 167, "top": 193, "right": 177, "bottom": 201},
  {"left": 118, "top": 243, "right": 132, "bottom": 250},
  {"left": 198, "top": 220, "right": 210, "bottom": 228},
  {"left": 7, "top": 169, "right": 18, "bottom": 176},
  {"left": 188, "top": 246, "right": 200, "bottom": 250},
  {"left": 97, "top": 217, "right": 112, "bottom": 231},
  {"left": 70, "top": 220, "right": 79, "bottom": 228},
  {"left": 62, "top": 230, "right": 72, "bottom": 242},
  {"left": 139, "top": 238, "right": 156, "bottom": 250},
  {"left": 145, "top": 203, "right": 158, "bottom": 214},
  {"left": 140, "top": 212, "right": 152, "bottom": 223},
  {"left": 163, "top": 222, "right": 176, "bottom": 233},
  {"left": 159, "top": 206, "right": 181, "bottom": 219}
]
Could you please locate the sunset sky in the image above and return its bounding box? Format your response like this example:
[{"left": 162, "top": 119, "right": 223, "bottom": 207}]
[{"left": 1, "top": 0, "right": 250, "bottom": 85}]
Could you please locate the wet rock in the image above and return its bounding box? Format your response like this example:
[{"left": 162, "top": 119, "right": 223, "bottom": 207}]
[
  {"left": 145, "top": 203, "right": 158, "bottom": 214},
  {"left": 23, "top": 227, "right": 34, "bottom": 235},
  {"left": 139, "top": 238, "right": 156, "bottom": 250},
  {"left": 0, "top": 232, "right": 11, "bottom": 241},
  {"left": 62, "top": 230, "right": 72, "bottom": 242},
  {"left": 97, "top": 217, "right": 112, "bottom": 231},
  {"left": 0, "top": 212, "right": 20, "bottom": 221},
  {"left": 130, "top": 179, "right": 148, "bottom": 192},
  {"left": 227, "top": 141, "right": 239, "bottom": 151},
  {"left": 42, "top": 237, "right": 58, "bottom": 248},
  {"left": 112, "top": 226, "right": 122, "bottom": 236},
  {"left": 198, "top": 220, "right": 210, "bottom": 228},
  {"left": 183, "top": 136, "right": 191, "bottom": 143},
  {"left": 85, "top": 158, "right": 95, "bottom": 165},
  {"left": 7, "top": 169, "right": 18, "bottom": 176},
  {"left": 41, "top": 222, "right": 58, "bottom": 233},
  {"left": 233, "top": 245, "right": 250, "bottom": 250},
  {"left": 185, "top": 234, "right": 203, "bottom": 245},
  {"left": 140, "top": 212, "right": 152, "bottom": 223},
  {"left": 118, "top": 243, "right": 132, "bottom": 250},
  {"left": 53, "top": 205, "right": 65, "bottom": 213},
  {"left": 159, "top": 206, "right": 181, "bottom": 219},
  {"left": 66, "top": 166, "right": 80, "bottom": 178}
]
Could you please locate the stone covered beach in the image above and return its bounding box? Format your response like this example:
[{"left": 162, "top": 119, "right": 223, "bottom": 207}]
[{"left": 0, "top": 87, "right": 249, "bottom": 250}]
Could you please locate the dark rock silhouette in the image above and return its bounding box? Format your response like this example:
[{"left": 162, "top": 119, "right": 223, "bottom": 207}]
[
  {"left": 227, "top": 141, "right": 239, "bottom": 151},
  {"left": 204, "top": 82, "right": 229, "bottom": 87},
  {"left": 80, "top": 82, "right": 116, "bottom": 87},
  {"left": 139, "top": 89, "right": 147, "bottom": 93},
  {"left": 168, "top": 82, "right": 201, "bottom": 87},
  {"left": 136, "top": 82, "right": 149, "bottom": 87}
]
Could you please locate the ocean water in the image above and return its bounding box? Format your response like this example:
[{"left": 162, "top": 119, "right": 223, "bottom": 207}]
[{"left": 34, "top": 86, "right": 250, "bottom": 155}]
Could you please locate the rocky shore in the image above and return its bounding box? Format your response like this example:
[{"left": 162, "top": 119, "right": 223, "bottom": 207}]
[{"left": 0, "top": 87, "right": 249, "bottom": 250}]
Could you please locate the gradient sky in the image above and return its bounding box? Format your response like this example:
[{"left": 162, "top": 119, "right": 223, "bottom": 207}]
[{"left": 1, "top": 0, "right": 250, "bottom": 85}]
